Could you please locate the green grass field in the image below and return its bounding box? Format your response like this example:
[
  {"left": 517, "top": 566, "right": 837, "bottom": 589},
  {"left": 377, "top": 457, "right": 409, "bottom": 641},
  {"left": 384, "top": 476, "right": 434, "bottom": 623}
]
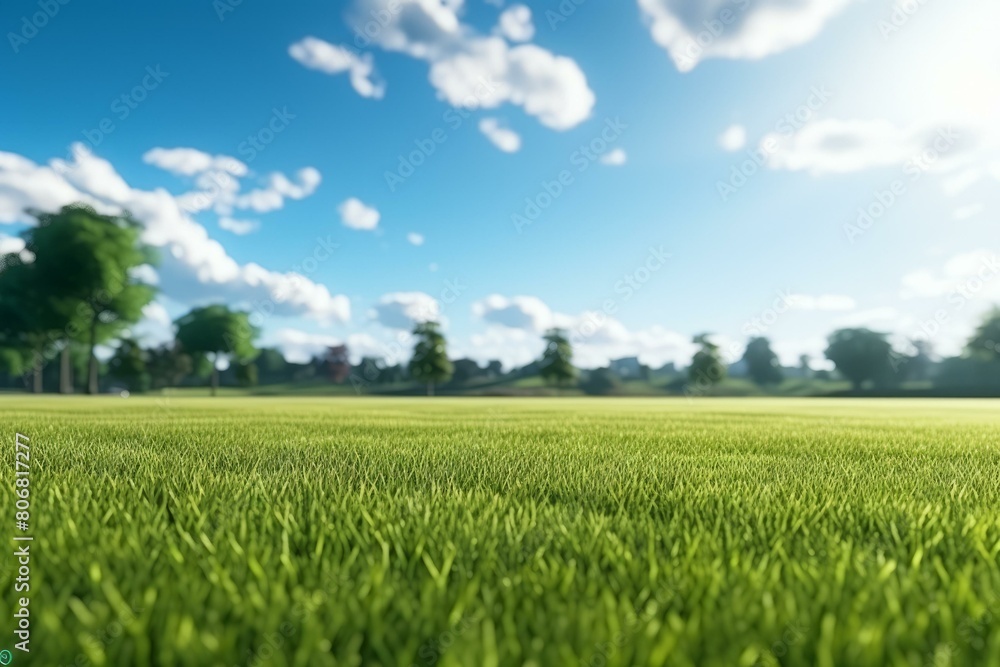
[{"left": 2, "top": 397, "right": 999, "bottom": 666}]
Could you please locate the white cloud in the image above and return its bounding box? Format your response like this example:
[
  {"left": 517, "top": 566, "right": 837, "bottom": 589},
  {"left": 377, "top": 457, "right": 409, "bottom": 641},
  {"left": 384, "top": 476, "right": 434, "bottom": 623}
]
[
  {"left": 349, "top": 0, "right": 595, "bottom": 130},
  {"left": 129, "top": 264, "right": 160, "bottom": 285},
  {"left": 371, "top": 292, "right": 441, "bottom": 329},
  {"left": 218, "top": 216, "right": 260, "bottom": 235},
  {"left": 900, "top": 250, "right": 1000, "bottom": 300},
  {"left": 288, "top": 37, "right": 386, "bottom": 99},
  {"left": 600, "top": 148, "right": 628, "bottom": 166},
  {"left": 495, "top": 5, "right": 534, "bottom": 42},
  {"left": 718, "top": 124, "right": 746, "bottom": 152},
  {"left": 339, "top": 197, "right": 380, "bottom": 230},
  {"left": 637, "top": 0, "right": 853, "bottom": 72},
  {"left": 407, "top": 232, "right": 425, "bottom": 246},
  {"left": 953, "top": 203, "right": 984, "bottom": 221},
  {"left": 233, "top": 168, "right": 322, "bottom": 214},
  {"left": 133, "top": 302, "right": 175, "bottom": 347},
  {"left": 479, "top": 117, "right": 522, "bottom": 152},
  {"left": 764, "top": 119, "right": 980, "bottom": 175},
  {"left": 0, "top": 233, "right": 25, "bottom": 255},
  {"left": 471, "top": 294, "right": 698, "bottom": 369},
  {"left": 143, "top": 147, "right": 247, "bottom": 177},
  {"left": 0, "top": 144, "right": 350, "bottom": 323}
]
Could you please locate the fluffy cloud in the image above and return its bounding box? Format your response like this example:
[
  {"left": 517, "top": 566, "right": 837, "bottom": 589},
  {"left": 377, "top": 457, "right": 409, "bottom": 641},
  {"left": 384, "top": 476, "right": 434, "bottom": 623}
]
[
  {"left": 495, "top": 5, "right": 534, "bottom": 42},
  {"left": 233, "top": 169, "right": 322, "bottom": 214},
  {"left": 218, "top": 217, "right": 260, "bottom": 235},
  {"left": 764, "top": 119, "right": 980, "bottom": 175},
  {"left": 407, "top": 232, "right": 425, "bottom": 246},
  {"left": 143, "top": 147, "right": 247, "bottom": 177},
  {"left": 471, "top": 294, "right": 697, "bottom": 368},
  {"left": 288, "top": 37, "right": 386, "bottom": 99},
  {"left": 0, "top": 232, "right": 25, "bottom": 254},
  {"left": 953, "top": 203, "right": 984, "bottom": 221},
  {"left": 900, "top": 250, "right": 1000, "bottom": 301},
  {"left": 718, "top": 124, "right": 746, "bottom": 152},
  {"left": 348, "top": 0, "right": 594, "bottom": 130},
  {"left": 0, "top": 145, "right": 350, "bottom": 323},
  {"left": 371, "top": 292, "right": 441, "bottom": 329},
  {"left": 339, "top": 197, "right": 380, "bottom": 230},
  {"left": 479, "top": 117, "right": 522, "bottom": 152},
  {"left": 600, "top": 148, "right": 627, "bottom": 166},
  {"left": 637, "top": 0, "right": 853, "bottom": 72}
]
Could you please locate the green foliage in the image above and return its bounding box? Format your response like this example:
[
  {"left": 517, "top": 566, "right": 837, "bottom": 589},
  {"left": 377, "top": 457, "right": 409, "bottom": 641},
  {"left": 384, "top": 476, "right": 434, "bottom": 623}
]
[
  {"left": 539, "top": 328, "right": 576, "bottom": 386},
  {"left": 26, "top": 204, "right": 156, "bottom": 392},
  {"left": 966, "top": 306, "right": 1000, "bottom": 361},
  {"left": 3, "top": 397, "right": 1000, "bottom": 665},
  {"left": 235, "top": 361, "right": 259, "bottom": 387},
  {"left": 175, "top": 305, "right": 259, "bottom": 395},
  {"left": 825, "top": 328, "right": 894, "bottom": 390},
  {"left": 688, "top": 333, "right": 726, "bottom": 387},
  {"left": 579, "top": 367, "right": 621, "bottom": 395},
  {"left": 408, "top": 321, "right": 453, "bottom": 395},
  {"left": 146, "top": 344, "right": 194, "bottom": 389},
  {"left": 107, "top": 338, "right": 150, "bottom": 392},
  {"left": 742, "top": 337, "right": 784, "bottom": 386}
]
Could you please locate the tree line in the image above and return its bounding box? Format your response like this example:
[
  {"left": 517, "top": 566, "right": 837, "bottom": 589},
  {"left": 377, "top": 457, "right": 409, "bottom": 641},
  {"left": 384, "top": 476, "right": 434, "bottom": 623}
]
[{"left": 2, "top": 204, "right": 999, "bottom": 396}]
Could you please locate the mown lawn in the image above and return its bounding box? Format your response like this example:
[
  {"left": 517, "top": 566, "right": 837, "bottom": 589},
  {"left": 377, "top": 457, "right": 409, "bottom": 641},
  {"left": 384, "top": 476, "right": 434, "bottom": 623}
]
[{"left": 1, "top": 397, "right": 999, "bottom": 666}]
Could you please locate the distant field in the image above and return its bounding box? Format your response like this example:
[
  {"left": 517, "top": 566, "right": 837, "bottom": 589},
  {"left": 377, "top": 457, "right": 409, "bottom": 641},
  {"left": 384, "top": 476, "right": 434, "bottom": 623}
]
[{"left": 2, "top": 397, "right": 999, "bottom": 666}]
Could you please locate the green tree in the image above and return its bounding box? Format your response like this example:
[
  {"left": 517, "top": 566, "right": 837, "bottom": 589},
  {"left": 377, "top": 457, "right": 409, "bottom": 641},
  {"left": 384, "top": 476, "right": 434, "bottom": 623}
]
[
  {"left": 742, "top": 337, "right": 784, "bottom": 386},
  {"left": 235, "top": 362, "right": 259, "bottom": 388},
  {"left": 824, "top": 328, "right": 894, "bottom": 390},
  {"left": 539, "top": 328, "right": 576, "bottom": 388},
  {"left": 25, "top": 205, "right": 156, "bottom": 394},
  {"left": 408, "top": 321, "right": 453, "bottom": 396},
  {"left": 108, "top": 338, "right": 149, "bottom": 392},
  {"left": 688, "top": 333, "right": 726, "bottom": 389},
  {"left": 580, "top": 367, "right": 620, "bottom": 395},
  {"left": 175, "top": 305, "right": 259, "bottom": 396},
  {"left": 147, "top": 344, "right": 193, "bottom": 389},
  {"left": 0, "top": 254, "right": 61, "bottom": 393},
  {"left": 966, "top": 307, "right": 1000, "bottom": 361}
]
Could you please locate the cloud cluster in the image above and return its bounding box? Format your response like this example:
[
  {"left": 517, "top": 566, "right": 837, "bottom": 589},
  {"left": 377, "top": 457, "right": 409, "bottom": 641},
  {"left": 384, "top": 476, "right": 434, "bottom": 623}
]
[
  {"left": 479, "top": 117, "right": 521, "bottom": 152},
  {"left": 494, "top": 5, "right": 534, "bottom": 42},
  {"left": 371, "top": 291, "right": 441, "bottom": 330},
  {"left": 288, "top": 36, "right": 386, "bottom": 99},
  {"left": 339, "top": 197, "right": 381, "bottom": 230},
  {"left": 0, "top": 145, "right": 350, "bottom": 323},
  {"left": 348, "top": 0, "right": 595, "bottom": 130},
  {"left": 638, "top": 0, "right": 853, "bottom": 72}
]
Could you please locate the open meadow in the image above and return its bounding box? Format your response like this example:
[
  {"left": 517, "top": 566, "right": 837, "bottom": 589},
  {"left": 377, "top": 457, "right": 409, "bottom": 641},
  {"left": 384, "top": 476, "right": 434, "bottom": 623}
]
[{"left": 2, "top": 397, "right": 1000, "bottom": 666}]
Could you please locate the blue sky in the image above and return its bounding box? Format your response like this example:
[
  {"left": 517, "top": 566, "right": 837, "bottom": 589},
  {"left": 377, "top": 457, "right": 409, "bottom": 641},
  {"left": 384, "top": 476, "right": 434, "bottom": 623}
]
[{"left": 1, "top": 0, "right": 998, "bottom": 369}]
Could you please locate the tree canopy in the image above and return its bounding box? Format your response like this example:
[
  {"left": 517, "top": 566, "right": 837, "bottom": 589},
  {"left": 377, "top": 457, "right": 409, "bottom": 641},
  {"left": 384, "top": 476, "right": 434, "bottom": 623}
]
[{"left": 408, "top": 321, "right": 453, "bottom": 395}]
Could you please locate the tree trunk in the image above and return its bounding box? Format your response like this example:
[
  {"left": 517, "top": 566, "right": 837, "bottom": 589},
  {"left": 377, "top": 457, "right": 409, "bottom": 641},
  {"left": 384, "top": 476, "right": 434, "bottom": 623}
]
[
  {"left": 32, "top": 347, "right": 43, "bottom": 394},
  {"left": 60, "top": 344, "right": 73, "bottom": 394},
  {"left": 87, "top": 315, "right": 99, "bottom": 395}
]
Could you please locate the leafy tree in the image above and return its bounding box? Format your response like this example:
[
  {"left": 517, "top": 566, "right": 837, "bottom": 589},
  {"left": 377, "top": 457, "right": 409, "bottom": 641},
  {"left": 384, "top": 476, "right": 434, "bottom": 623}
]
[
  {"left": 0, "top": 254, "right": 61, "bottom": 393},
  {"left": 485, "top": 360, "right": 504, "bottom": 378},
  {"left": 175, "top": 305, "right": 259, "bottom": 395},
  {"left": 235, "top": 362, "right": 259, "bottom": 388},
  {"left": 408, "top": 321, "right": 453, "bottom": 396},
  {"left": 580, "top": 367, "right": 621, "bottom": 395},
  {"left": 146, "top": 344, "right": 193, "bottom": 389},
  {"left": 689, "top": 333, "right": 726, "bottom": 388},
  {"left": 108, "top": 338, "right": 149, "bottom": 392},
  {"left": 824, "top": 328, "right": 894, "bottom": 390},
  {"left": 799, "top": 354, "right": 811, "bottom": 379},
  {"left": 539, "top": 328, "right": 576, "bottom": 387},
  {"left": 742, "top": 337, "right": 784, "bottom": 386},
  {"left": 452, "top": 358, "right": 483, "bottom": 385},
  {"left": 966, "top": 307, "right": 1000, "bottom": 361},
  {"left": 25, "top": 205, "right": 156, "bottom": 394},
  {"left": 255, "top": 348, "right": 288, "bottom": 382}
]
